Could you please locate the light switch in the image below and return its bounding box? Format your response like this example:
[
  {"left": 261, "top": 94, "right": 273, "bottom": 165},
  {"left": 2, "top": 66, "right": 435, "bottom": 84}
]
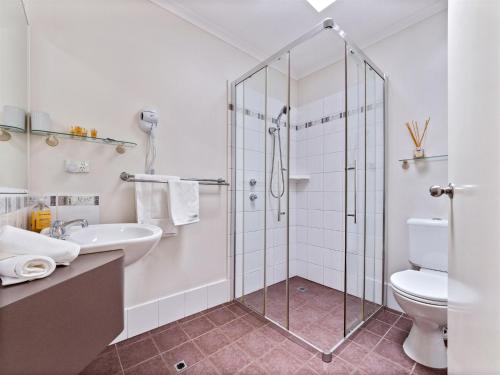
[{"left": 65, "top": 160, "right": 90, "bottom": 173}]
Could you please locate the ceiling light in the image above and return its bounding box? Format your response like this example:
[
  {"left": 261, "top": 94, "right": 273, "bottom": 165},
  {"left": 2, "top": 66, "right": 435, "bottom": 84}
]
[{"left": 305, "top": 0, "right": 337, "bottom": 12}]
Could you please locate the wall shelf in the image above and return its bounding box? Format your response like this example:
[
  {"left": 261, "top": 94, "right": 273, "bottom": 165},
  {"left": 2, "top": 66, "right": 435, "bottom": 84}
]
[
  {"left": 289, "top": 174, "right": 310, "bottom": 181},
  {"left": 0, "top": 123, "right": 26, "bottom": 133},
  {"left": 31, "top": 129, "right": 137, "bottom": 153},
  {"left": 399, "top": 154, "right": 448, "bottom": 169}
]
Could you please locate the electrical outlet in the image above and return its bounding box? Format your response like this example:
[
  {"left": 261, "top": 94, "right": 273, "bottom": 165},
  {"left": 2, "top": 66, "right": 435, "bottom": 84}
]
[{"left": 65, "top": 160, "right": 90, "bottom": 173}]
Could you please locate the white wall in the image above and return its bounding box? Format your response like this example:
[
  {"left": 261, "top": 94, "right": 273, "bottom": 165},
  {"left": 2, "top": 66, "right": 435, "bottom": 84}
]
[
  {"left": 366, "top": 11, "right": 448, "bottom": 309},
  {"left": 27, "top": 0, "right": 257, "bottom": 307}
]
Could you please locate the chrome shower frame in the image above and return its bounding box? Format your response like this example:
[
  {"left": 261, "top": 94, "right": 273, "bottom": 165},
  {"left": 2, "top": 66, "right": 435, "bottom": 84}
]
[{"left": 229, "top": 17, "right": 387, "bottom": 361}]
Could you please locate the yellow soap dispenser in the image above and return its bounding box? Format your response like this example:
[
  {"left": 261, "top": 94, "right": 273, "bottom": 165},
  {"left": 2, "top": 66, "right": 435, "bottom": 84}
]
[{"left": 31, "top": 200, "right": 52, "bottom": 233}]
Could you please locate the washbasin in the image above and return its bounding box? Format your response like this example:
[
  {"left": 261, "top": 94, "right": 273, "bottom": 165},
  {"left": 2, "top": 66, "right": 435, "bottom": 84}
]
[{"left": 64, "top": 223, "right": 162, "bottom": 266}]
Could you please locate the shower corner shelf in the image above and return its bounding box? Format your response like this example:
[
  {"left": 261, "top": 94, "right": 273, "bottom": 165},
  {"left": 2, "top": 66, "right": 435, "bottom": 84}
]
[
  {"left": 31, "top": 129, "right": 137, "bottom": 154},
  {"left": 289, "top": 174, "right": 310, "bottom": 181},
  {"left": 399, "top": 154, "right": 448, "bottom": 169}
]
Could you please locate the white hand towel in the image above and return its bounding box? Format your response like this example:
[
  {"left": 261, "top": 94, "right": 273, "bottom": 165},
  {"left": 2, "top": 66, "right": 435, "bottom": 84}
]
[
  {"left": 0, "top": 252, "right": 56, "bottom": 286},
  {"left": 0, "top": 225, "right": 80, "bottom": 265},
  {"left": 168, "top": 180, "right": 200, "bottom": 226},
  {"left": 135, "top": 174, "right": 179, "bottom": 237}
]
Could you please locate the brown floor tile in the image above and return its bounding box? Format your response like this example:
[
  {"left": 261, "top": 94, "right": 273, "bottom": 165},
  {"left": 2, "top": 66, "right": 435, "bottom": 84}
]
[
  {"left": 184, "top": 359, "right": 219, "bottom": 375},
  {"left": 351, "top": 329, "right": 383, "bottom": 349},
  {"left": 219, "top": 317, "right": 254, "bottom": 341},
  {"left": 374, "top": 309, "right": 401, "bottom": 325},
  {"left": 209, "top": 344, "right": 251, "bottom": 374},
  {"left": 238, "top": 363, "right": 268, "bottom": 375},
  {"left": 205, "top": 307, "right": 237, "bottom": 326},
  {"left": 299, "top": 322, "right": 342, "bottom": 351},
  {"left": 181, "top": 316, "right": 216, "bottom": 339},
  {"left": 149, "top": 321, "right": 178, "bottom": 336},
  {"left": 226, "top": 302, "right": 248, "bottom": 317},
  {"left": 307, "top": 355, "right": 353, "bottom": 375},
  {"left": 280, "top": 338, "right": 316, "bottom": 362},
  {"left": 337, "top": 341, "right": 369, "bottom": 365},
  {"left": 236, "top": 329, "right": 274, "bottom": 359},
  {"left": 162, "top": 341, "right": 205, "bottom": 369},
  {"left": 295, "top": 365, "right": 319, "bottom": 375},
  {"left": 413, "top": 363, "right": 448, "bottom": 375},
  {"left": 124, "top": 356, "right": 168, "bottom": 375},
  {"left": 179, "top": 311, "right": 206, "bottom": 324},
  {"left": 395, "top": 316, "right": 413, "bottom": 332},
  {"left": 256, "top": 323, "right": 287, "bottom": 344},
  {"left": 365, "top": 319, "right": 392, "bottom": 336},
  {"left": 194, "top": 328, "right": 231, "bottom": 356},
  {"left": 373, "top": 338, "right": 415, "bottom": 371},
  {"left": 117, "top": 338, "right": 159, "bottom": 370},
  {"left": 153, "top": 325, "right": 190, "bottom": 353},
  {"left": 385, "top": 327, "right": 409, "bottom": 346},
  {"left": 259, "top": 347, "right": 303, "bottom": 374},
  {"left": 242, "top": 312, "right": 267, "bottom": 328},
  {"left": 358, "top": 352, "right": 410, "bottom": 374},
  {"left": 116, "top": 332, "right": 151, "bottom": 348},
  {"left": 80, "top": 346, "right": 122, "bottom": 375}
]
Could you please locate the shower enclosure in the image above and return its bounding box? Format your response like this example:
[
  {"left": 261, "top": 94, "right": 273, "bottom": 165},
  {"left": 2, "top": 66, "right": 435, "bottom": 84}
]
[{"left": 230, "top": 18, "right": 386, "bottom": 360}]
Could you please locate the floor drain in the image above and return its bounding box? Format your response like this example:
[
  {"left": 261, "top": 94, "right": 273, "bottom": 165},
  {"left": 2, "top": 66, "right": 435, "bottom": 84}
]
[
  {"left": 297, "top": 286, "right": 308, "bottom": 293},
  {"left": 174, "top": 360, "right": 187, "bottom": 373}
]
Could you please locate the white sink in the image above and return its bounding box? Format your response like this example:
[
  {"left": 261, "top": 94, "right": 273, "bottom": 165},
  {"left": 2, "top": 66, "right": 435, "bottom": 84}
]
[{"left": 64, "top": 223, "right": 162, "bottom": 266}]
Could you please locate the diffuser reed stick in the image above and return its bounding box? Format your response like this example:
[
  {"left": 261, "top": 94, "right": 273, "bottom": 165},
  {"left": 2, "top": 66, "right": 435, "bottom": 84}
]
[{"left": 405, "top": 118, "right": 430, "bottom": 158}]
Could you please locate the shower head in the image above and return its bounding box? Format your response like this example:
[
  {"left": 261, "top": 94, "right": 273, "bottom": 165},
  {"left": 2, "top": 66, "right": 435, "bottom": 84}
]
[{"left": 275, "top": 105, "right": 289, "bottom": 126}]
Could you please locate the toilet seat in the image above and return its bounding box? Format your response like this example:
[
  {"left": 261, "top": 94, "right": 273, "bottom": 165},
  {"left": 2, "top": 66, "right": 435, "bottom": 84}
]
[{"left": 391, "top": 270, "right": 447, "bottom": 306}]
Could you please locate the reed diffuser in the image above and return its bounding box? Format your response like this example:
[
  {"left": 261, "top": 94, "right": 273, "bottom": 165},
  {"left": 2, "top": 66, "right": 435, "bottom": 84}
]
[{"left": 405, "top": 118, "right": 430, "bottom": 158}]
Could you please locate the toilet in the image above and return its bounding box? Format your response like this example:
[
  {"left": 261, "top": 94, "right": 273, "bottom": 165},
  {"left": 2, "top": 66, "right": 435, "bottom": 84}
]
[{"left": 391, "top": 218, "right": 448, "bottom": 369}]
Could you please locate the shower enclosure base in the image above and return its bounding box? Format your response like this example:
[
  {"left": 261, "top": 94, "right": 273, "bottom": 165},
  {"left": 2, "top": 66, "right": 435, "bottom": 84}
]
[{"left": 238, "top": 276, "right": 381, "bottom": 357}]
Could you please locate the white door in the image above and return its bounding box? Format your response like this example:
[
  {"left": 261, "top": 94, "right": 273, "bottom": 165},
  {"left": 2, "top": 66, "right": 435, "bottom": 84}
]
[{"left": 448, "top": 1, "right": 500, "bottom": 373}]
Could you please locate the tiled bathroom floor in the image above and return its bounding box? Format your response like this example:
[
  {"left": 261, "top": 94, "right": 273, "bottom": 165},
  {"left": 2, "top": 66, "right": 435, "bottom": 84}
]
[
  {"left": 243, "top": 276, "right": 380, "bottom": 351},
  {"left": 81, "top": 300, "right": 447, "bottom": 375}
]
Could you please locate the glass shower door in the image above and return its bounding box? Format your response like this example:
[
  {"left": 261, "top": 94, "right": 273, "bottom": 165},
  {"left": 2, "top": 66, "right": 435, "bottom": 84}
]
[
  {"left": 234, "top": 69, "right": 267, "bottom": 315},
  {"left": 344, "top": 46, "right": 366, "bottom": 335}
]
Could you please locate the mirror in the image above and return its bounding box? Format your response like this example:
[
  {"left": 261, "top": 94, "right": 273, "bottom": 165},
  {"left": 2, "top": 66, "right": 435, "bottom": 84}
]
[{"left": 0, "top": 0, "right": 29, "bottom": 192}]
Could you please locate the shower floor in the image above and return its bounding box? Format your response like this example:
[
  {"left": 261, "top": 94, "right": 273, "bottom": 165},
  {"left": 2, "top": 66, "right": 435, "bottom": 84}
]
[{"left": 241, "top": 276, "right": 379, "bottom": 351}]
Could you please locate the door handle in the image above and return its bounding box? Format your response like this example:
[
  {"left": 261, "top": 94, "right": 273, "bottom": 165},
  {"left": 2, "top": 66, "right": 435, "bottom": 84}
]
[
  {"left": 429, "top": 183, "right": 455, "bottom": 199},
  {"left": 346, "top": 160, "right": 357, "bottom": 223}
]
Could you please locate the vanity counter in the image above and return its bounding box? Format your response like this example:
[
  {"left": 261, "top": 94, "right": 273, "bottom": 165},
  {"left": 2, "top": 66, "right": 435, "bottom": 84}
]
[{"left": 0, "top": 250, "right": 124, "bottom": 375}]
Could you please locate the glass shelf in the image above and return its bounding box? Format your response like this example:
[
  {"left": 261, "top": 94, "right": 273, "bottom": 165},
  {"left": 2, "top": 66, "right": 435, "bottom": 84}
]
[
  {"left": 0, "top": 123, "right": 26, "bottom": 133},
  {"left": 399, "top": 154, "right": 448, "bottom": 162},
  {"left": 31, "top": 129, "right": 137, "bottom": 148},
  {"left": 399, "top": 154, "right": 448, "bottom": 169}
]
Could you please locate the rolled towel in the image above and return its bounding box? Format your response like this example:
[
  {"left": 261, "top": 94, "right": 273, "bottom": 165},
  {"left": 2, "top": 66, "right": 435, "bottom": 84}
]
[
  {"left": 0, "top": 252, "right": 56, "bottom": 286},
  {"left": 0, "top": 225, "right": 80, "bottom": 265}
]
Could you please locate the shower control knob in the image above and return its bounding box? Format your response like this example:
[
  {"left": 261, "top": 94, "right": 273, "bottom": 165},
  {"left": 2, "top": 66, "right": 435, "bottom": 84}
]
[
  {"left": 249, "top": 193, "right": 258, "bottom": 201},
  {"left": 249, "top": 179, "right": 257, "bottom": 186}
]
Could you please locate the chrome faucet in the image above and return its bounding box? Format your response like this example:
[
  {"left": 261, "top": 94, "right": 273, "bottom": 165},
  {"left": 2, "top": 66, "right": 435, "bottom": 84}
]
[{"left": 49, "top": 219, "right": 89, "bottom": 239}]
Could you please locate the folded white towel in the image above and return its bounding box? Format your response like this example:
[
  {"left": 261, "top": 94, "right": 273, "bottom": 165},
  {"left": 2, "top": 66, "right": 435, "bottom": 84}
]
[
  {"left": 0, "top": 252, "right": 56, "bottom": 285},
  {"left": 168, "top": 180, "right": 200, "bottom": 226},
  {"left": 135, "top": 174, "right": 179, "bottom": 237},
  {"left": 0, "top": 225, "right": 80, "bottom": 265}
]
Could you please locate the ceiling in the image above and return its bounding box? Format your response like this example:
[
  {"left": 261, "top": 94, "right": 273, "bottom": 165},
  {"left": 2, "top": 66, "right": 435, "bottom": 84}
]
[{"left": 151, "top": 0, "right": 447, "bottom": 79}]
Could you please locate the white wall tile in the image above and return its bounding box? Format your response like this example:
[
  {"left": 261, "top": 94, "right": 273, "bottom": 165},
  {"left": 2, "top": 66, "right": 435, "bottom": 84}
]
[
  {"left": 158, "top": 292, "right": 185, "bottom": 326},
  {"left": 184, "top": 286, "right": 208, "bottom": 316},
  {"left": 127, "top": 300, "right": 159, "bottom": 337},
  {"left": 207, "top": 280, "right": 229, "bottom": 308}
]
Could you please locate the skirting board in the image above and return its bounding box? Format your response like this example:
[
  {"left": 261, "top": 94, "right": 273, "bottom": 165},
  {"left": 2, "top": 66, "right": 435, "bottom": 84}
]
[{"left": 111, "top": 279, "right": 230, "bottom": 344}]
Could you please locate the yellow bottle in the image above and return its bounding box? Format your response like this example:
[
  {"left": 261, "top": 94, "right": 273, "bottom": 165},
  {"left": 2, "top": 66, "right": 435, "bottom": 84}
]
[{"left": 31, "top": 200, "right": 52, "bottom": 233}]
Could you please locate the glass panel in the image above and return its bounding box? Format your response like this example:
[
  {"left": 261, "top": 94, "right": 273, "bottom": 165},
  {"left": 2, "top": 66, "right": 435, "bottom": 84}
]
[
  {"left": 364, "top": 64, "right": 385, "bottom": 318},
  {"left": 234, "top": 68, "right": 267, "bottom": 315},
  {"left": 265, "top": 54, "right": 290, "bottom": 328},
  {"left": 286, "top": 28, "right": 347, "bottom": 352},
  {"left": 345, "top": 46, "right": 366, "bottom": 335}
]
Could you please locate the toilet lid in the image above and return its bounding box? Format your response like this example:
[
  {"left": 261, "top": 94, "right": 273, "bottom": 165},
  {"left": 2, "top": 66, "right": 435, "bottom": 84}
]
[{"left": 391, "top": 270, "right": 447, "bottom": 304}]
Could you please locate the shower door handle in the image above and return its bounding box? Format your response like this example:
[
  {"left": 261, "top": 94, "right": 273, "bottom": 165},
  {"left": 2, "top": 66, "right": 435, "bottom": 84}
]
[{"left": 347, "top": 160, "right": 357, "bottom": 224}]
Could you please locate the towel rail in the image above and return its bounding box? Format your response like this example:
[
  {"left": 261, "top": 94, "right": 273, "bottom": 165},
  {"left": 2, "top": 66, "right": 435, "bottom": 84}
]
[{"left": 120, "top": 172, "right": 229, "bottom": 186}]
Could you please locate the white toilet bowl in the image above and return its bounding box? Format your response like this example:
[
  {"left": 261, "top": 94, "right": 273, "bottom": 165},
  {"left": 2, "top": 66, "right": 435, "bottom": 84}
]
[{"left": 391, "top": 269, "right": 447, "bottom": 369}]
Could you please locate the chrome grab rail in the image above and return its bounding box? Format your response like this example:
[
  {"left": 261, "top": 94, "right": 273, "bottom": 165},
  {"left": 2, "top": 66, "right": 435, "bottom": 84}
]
[
  {"left": 120, "top": 172, "right": 229, "bottom": 186},
  {"left": 346, "top": 160, "right": 357, "bottom": 223}
]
